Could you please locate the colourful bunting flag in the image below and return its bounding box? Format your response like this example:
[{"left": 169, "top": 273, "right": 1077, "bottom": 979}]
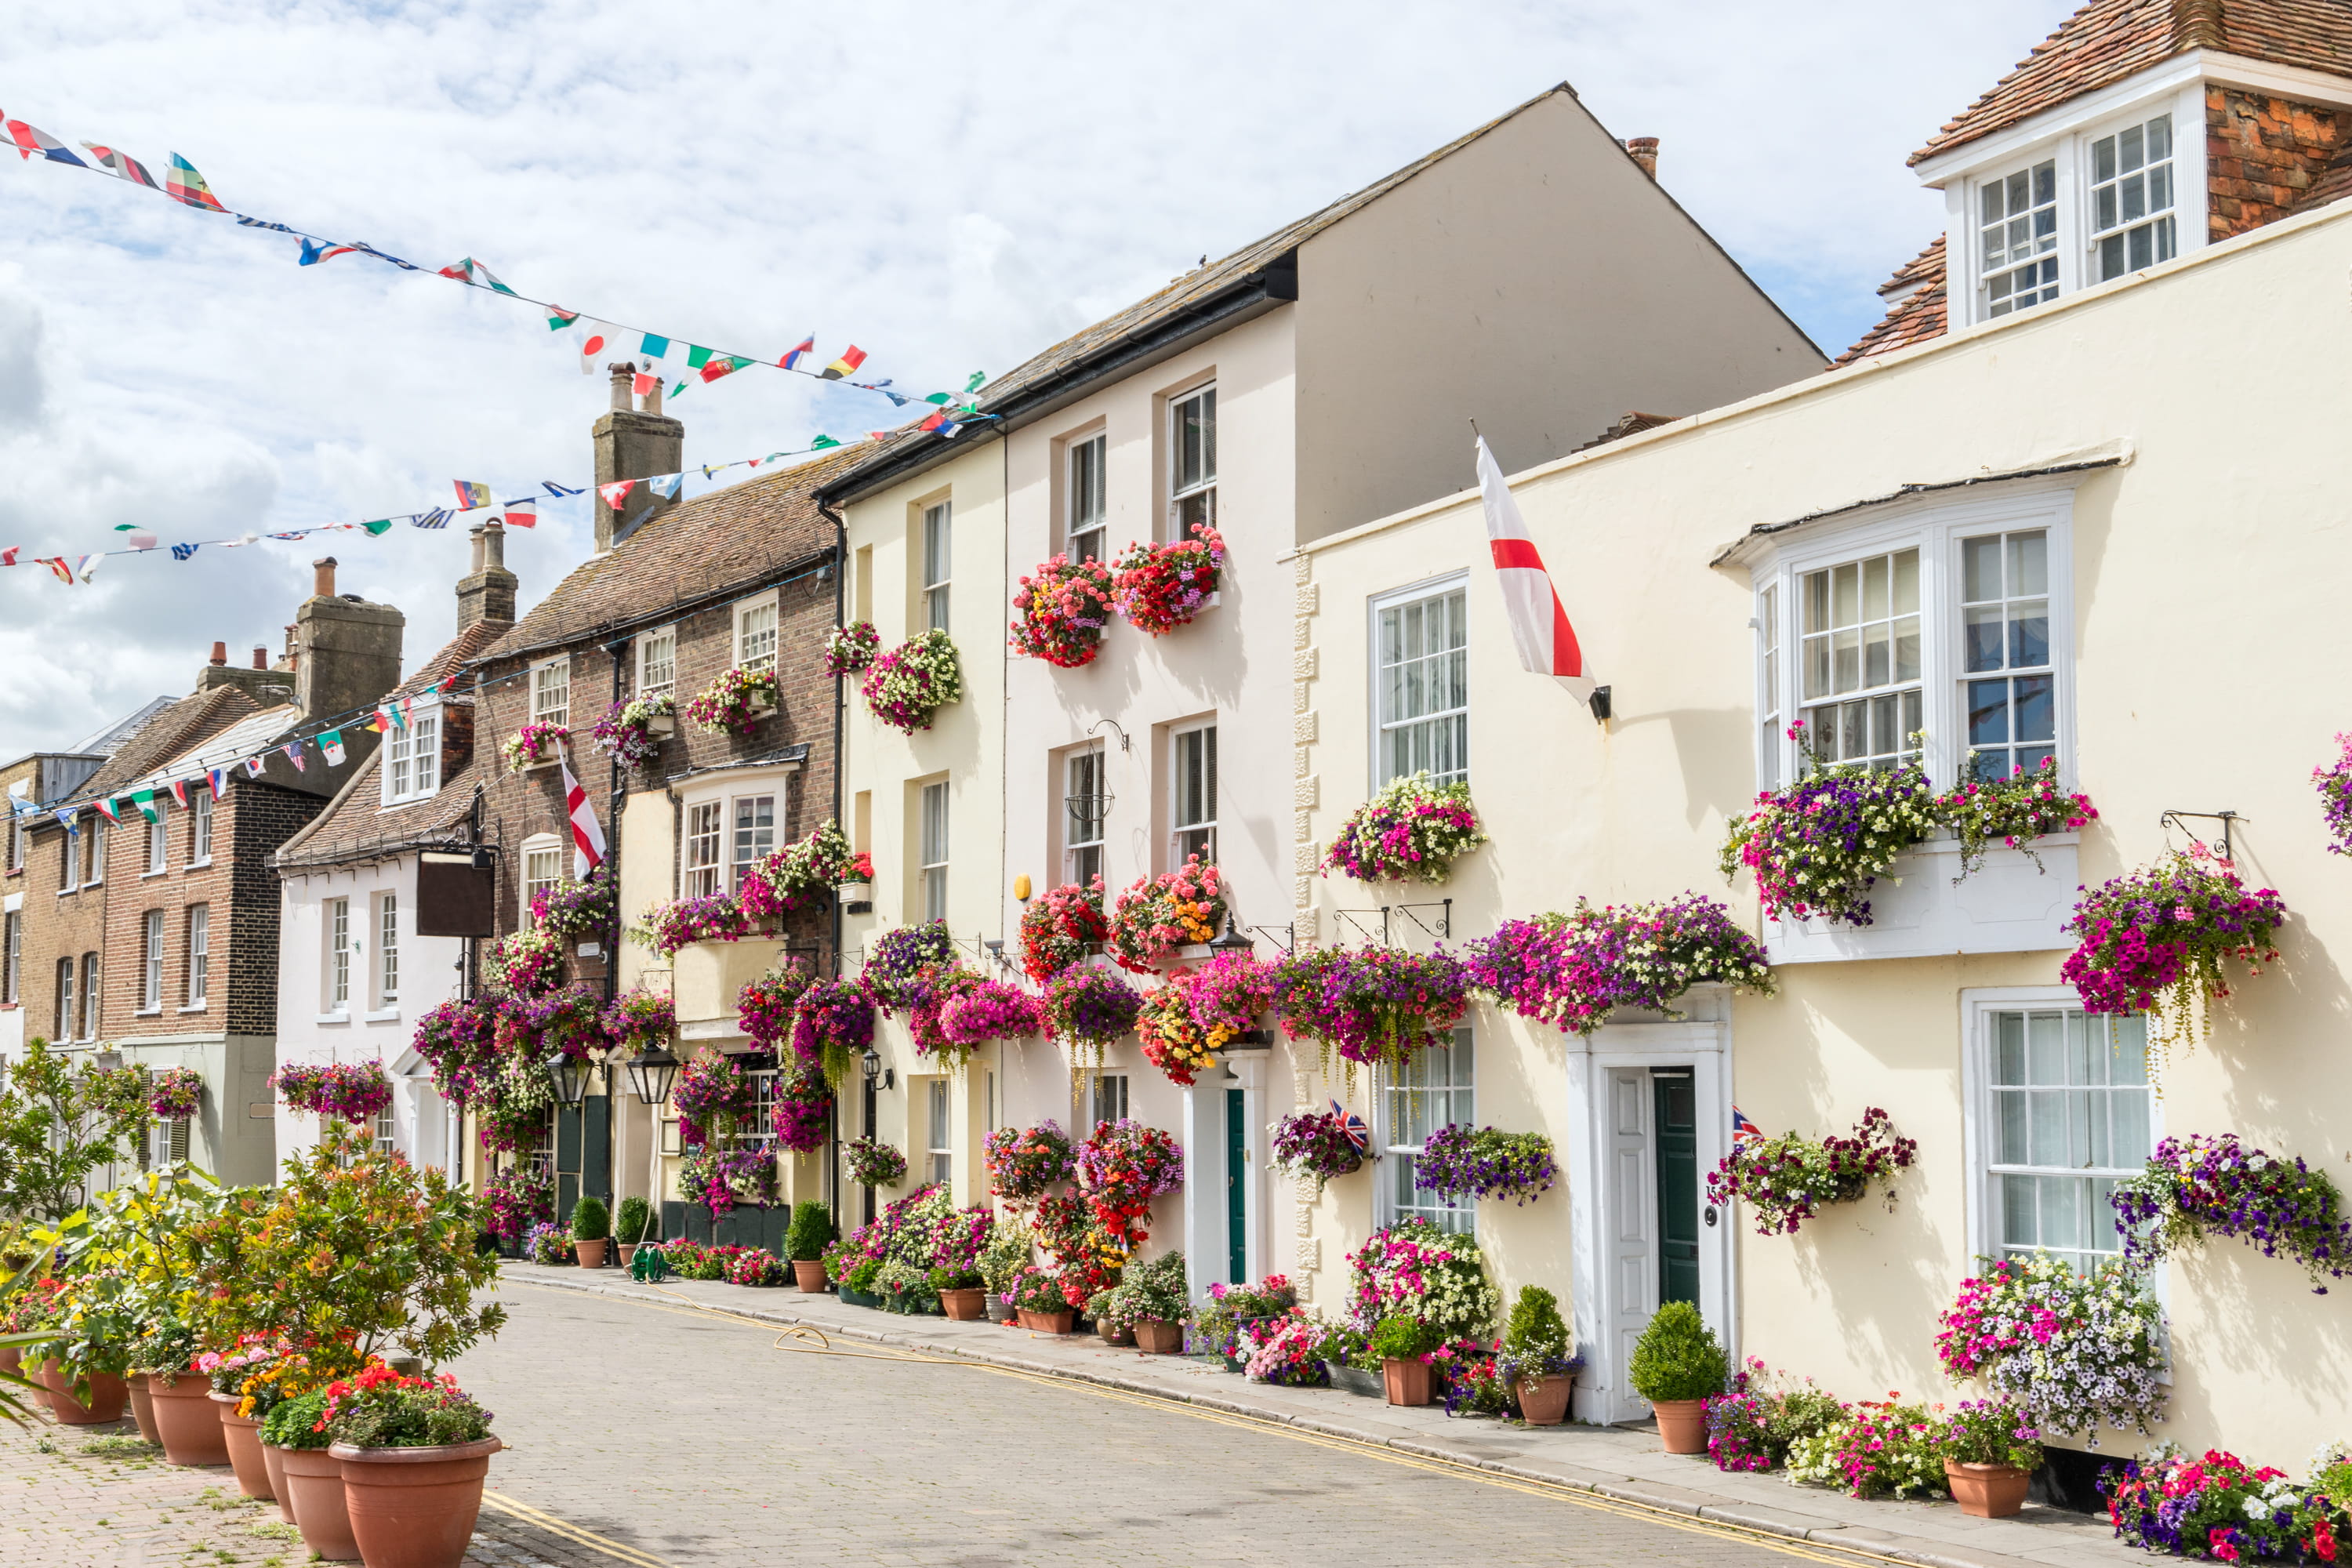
[
  {"left": 700, "top": 355, "right": 752, "bottom": 384},
  {"left": 434, "top": 673, "right": 461, "bottom": 695},
  {"left": 113, "top": 525, "right": 158, "bottom": 550},
  {"left": 38, "top": 557, "right": 73, "bottom": 584},
  {"left": 206, "top": 767, "right": 229, "bottom": 798},
  {"left": 919, "top": 411, "right": 953, "bottom": 434},
  {"left": 131, "top": 788, "right": 158, "bottom": 823},
  {"left": 546, "top": 307, "right": 580, "bottom": 331},
  {"left": 647, "top": 474, "right": 683, "bottom": 501},
  {"left": 597, "top": 480, "right": 637, "bottom": 510},
  {"left": 631, "top": 370, "right": 659, "bottom": 398},
  {"left": 412, "top": 508, "right": 450, "bottom": 530},
  {"left": 966, "top": 372, "right": 987, "bottom": 393},
  {"left": 686, "top": 346, "right": 715, "bottom": 370},
  {"left": 164, "top": 153, "right": 226, "bottom": 212},
  {"left": 281, "top": 742, "right": 305, "bottom": 770},
  {"left": 74, "top": 554, "right": 99, "bottom": 583},
  {"left": 168, "top": 778, "right": 190, "bottom": 809},
  {"left": 170, "top": 543, "right": 198, "bottom": 561},
  {"left": 822, "top": 346, "right": 866, "bottom": 380},
  {"left": 81, "top": 143, "right": 159, "bottom": 187},
  {"left": 93, "top": 797, "right": 121, "bottom": 826},
  {"left": 809, "top": 435, "right": 840, "bottom": 450},
  {"left": 452, "top": 481, "right": 492, "bottom": 510},
  {"left": 781, "top": 336, "right": 815, "bottom": 372},
  {"left": 366, "top": 711, "right": 390, "bottom": 735},
  {"left": 319, "top": 731, "right": 345, "bottom": 766},
  {"left": 0, "top": 547, "right": 16, "bottom": 567},
  {"left": 361, "top": 519, "right": 393, "bottom": 537},
  {"left": 541, "top": 481, "right": 582, "bottom": 498},
  {"left": 241, "top": 756, "right": 265, "bottom": 778},
  {"left": 578, "top": 322, "right": 617, "bottom": 373},
  {"left": 53, "top": 808, "right": 78, "bottom": 835},
  {"left": 6, "top": 119, "right": 85, "bottom": 165},
  {"left": 503, "top": 498, "right": 538, "bottom": 528},
  {"left": 640, "top": 334, "right": 671, "bottom": 361}
]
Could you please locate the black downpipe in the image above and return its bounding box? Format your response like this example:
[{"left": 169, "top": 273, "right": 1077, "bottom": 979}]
[
  {"left": 819, "top": 496, "right": 848, "bottom": 1232},
  {"left": 600, "top": 637, "right": 629, "bottom": 1215}
]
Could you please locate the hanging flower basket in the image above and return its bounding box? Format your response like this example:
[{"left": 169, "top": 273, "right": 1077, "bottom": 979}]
[
  {"left": 488, "top": 927, "right": 563, "bottom": 994},
  {"left": 938, "top": 978, "right": 1044, "bottom": 1049},
  {"left": 1704, "top": 1108, "right": 1916, "bottom": 1235},
  {"left": 1105, "top": 857, "right": 1226, "bottom": 973},
  {"left": 484, "top": 1165, "right": 554, "bottom": 1247},
  {"left": 1019, "top": 877, "right": 1109, "bottom": 983},
  {"left": 1414, "top": 1125, "right": 1559, "bottom": 1206},
  {"left": 601, "top": 988, "right": 675, "bottom": 1056},
  {"left": 862, "top": 630, "right": 964, "bottom": 733},
  {"left": 1075, "top": 1119, "right": 1185, "bottom": 1248},
  {"left": 825, "top": 620, "right": 881, "bottom": 678},
  {"left": 520, "top": 983, "right": 612, "bottom": 1062},
  {"left": 273, "top": 1061, "right": 393, "bottom": 1122},
  {"left": 1272, "top": 946, "right": 1468, "bottom": 1078},
  {"left": 1181, "top": 950, "right": 1278, "bottom": 1045},
  {"left": 474, "top": 1051, "right": 554, "bottom": 1153},
  {"left": 768, "top": 1058, "right": 831, "bottom": 1155},
  {"left": 983, "top": 1120, "right": 1076, "bottom": 1201},
  {"left": 737, "top": 964, "right": 817, "bottom": 1054},
  {"left": 740, "top": 820, "right": 860, "bottom": 924},
  {"left": 1465, "top": 893, "right": 1773, "bottom": 1036},
  {"left": 1041, "top": 964, "right": 1143, "bottom": 1076},
  {"left": 590, "top": 694, "right": 676, "bottom": 770},
  {"left": 1109, "top": 524, "right": 1224, "bottom": 636},
  {"left": 863, "top": 921, "right": 960, "bottom": 1011},
  {"left": 1008, "top": 554, "right": 1117, "bottom": 668},
  {"left": 413, "top": 996, "right": 504, "bottom": 1107},
  {"left": 2060, "top": 845, "right": 2285, "bottom": 1060},
  {"left": 907, "top": 967, "right": 988, "bottom": 1072},
  {"left": 1719, "top": 733, "right": 1939, "bottom": 927},
  {"left": 1269, "top": 1108, "right": 1369, "bottom": 1193},
  {"left": 1321, "top": 773, "right": 1487, "bottom": 886},
  {"left": 685, "top": 666, "right": 779, "bottom": 736},
  {"left": 501, "top": 721, "right": 568, "bottom": 774},
  {"left": 791, "top": 976, "right": 876, "bottom": 1090},
  {"left": 627, "top": 894, "right": 753, "bottom": 959},
  {"left": 2111, "top": 1132, "right": 2352, "bottom": 1290},
  {"left": 681, "top": 1144, "right": 778, "bottom": 1216},
  {"left": 1134, "top": 982, "right": 1218, "bottom": 1087},
  {"left": 147, "top": 1066, "right": 203, "bottom": 1121},
  {"left": 530, "top": 873, "right": 617, "bottom": 947},
  {"left": 672, "top": 1052, "right": 754, "bottom": 1149}
]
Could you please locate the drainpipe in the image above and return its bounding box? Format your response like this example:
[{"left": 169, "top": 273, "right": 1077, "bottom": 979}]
[
  {"left": 601, "top": 636, "right": 630, "bottom": 1214},
  {"left": 818, "top": 494, "right": 848, "bottom": 1233}
]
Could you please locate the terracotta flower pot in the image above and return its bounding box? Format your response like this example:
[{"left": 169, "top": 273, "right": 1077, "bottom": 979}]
[
  {"left": 1134, "top": 1319, "right": 1185, "bottom": 1355},
  {"left": 210, "top": 1391, "right": 274, "bottom": 1499},
  {"left": 940, "top": 1287, "right": 985, "bottom": 1321},
  {"left": 792, "top": 1259, "right": 827, "bottom": 1292},
  {"left": 126, "top": 1373, "right": 161, "bottom": 1444},
  {"left": 1651, "top": 1398, "right": 1710, "bottom": 1454},
  {"left": 35, "top": 1362, "right": 126, "bottom": 1425},
  {"left": 1382, "top": 1357, "right": 1432, "bottom": 1407},
  {"left": 1946, "top": 1458, "right": 2031, "bottom": 1519},
  {"left": 147, "top": 1372, "right": 230, "bottom": 1465},
  {"left": 574, "top": 1237, "right": 608, "bottom": 1269},
  {"left": 331, "top": 1436, "right": 502, "bottom": 1568},
  {"left": 1017, "top": 1308, "right": 1076, "bottom": 1334},
  {"left": 278, "top": 1445, "right": 361, "bottom": 1561},
  {"left": 1517, "top": 1374, "right": 1574, "bottom": 1427},
  {"left": 616, "top": 1243, "right": 638, "bottom": 1267},
  {"left": 260, "top": 1442, "right": 299, "bottom": 1524}
]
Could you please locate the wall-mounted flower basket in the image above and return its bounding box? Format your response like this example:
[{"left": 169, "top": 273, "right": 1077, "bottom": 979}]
[
  {"left": 626, "top": 895, "right": 753, "bottom": 960},
  {"left": 686, "top": 666, "right": 780, "bottom": 736},
  {"left": 826, "top": 620, "right": 880, "bottom": 678},
  {"left": 1413, "top": 1124, "right": 1558, "bottom": 1206},
  {"left": 2113, "top": 1132, "right": 2352, "bottom": 1290},
  {"left": 272, "top": 1060, "right": 394, "bottom": 1122},
  {"left": 1105, "top": 857, "right": 1226, "bottom": 972},
  {"left": 2060, "top": 845, "right": 2285, "bottom": 1064},
  {"left": 1270, "top": 1107, "right": 1370, "bottom": 1193},
  {"left": 1272, "top": 945, "right": 1468, "bottom": 1082},
  {"left": 502, "top": 722, "right": 569, "bottom": 774},
  {"left": 862, "top": 630, "right": 964, "bottom": 732},
  {"left": 1704, "top": 1108, "right": 1916, "bottom": 1234},
  {"left": 1019, "top": 878, "right": 1109, "bottom": 983},
  {"left": 1322, "top": 772, "right": 1486, "bottom": 886},
  {"left": 1109, "top": 524, "right": 1223, "bottom": 636},
  {"left": 591, "top": 695, "right": 676, "bottom": 769},
  {"left": 147, "top": 1066, "right": 203, "bottom": 1121},
  {"left": 1009, "top": 555, "right": 1116, "bottom": 667},
  {"left": 1466, "top": 892, "right": 1773, "bottom": 1035}
]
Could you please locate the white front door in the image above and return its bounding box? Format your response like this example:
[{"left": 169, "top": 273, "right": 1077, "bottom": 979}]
[{"left": 1608, "top": 1069, "right": 1658, "bottom": 1425}]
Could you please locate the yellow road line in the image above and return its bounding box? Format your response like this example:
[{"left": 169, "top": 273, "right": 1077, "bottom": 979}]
[
  {"left": 510, "top": 1280, "right": 1926, "bottom": 1568},
  {"left": 481, "top": 1487, "right": 673, "bottom": 1567}
]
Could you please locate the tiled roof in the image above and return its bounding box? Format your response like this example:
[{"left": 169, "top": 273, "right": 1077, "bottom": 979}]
[
  {"left": 1913, "top": 0, "right": 2352, "bottom": 166},
  {"left": 390, "top": 619, "right": 509, "bottom": 700},
  {"left": 61, "top": 686, "right": 259, "bottom": 807},
  {"left": 1835, "top": 237, "right": 1951, "bottom": 365},
  {"left": 476, "top": 445, "right": 862, "bottom": 664},
  {"left": 274, "top": 746, "right": 481, "bottom": 869}
]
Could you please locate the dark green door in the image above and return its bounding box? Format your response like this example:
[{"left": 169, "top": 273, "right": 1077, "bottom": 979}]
[
  {"left": 1653, "top": 1073, "right": 1700, "bottom": 1307},
  {"left": 1225, "top": 1088, "right": 1247, "bottom": 1283}
]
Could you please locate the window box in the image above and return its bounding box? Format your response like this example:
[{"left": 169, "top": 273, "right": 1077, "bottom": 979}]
[
  {"left": 1766, "top": 835, "right": 2078, "bottom": 965},
  {"left": 645, "top": 711, "right": 677, "bottom": 735}
]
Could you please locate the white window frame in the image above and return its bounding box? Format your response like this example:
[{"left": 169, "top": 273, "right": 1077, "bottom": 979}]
[
  {"left": 85, "top": 816, "right": 104, "bottom": 887},
  {"left": 376, "top": 891, "right": 399, "bottom": 1007},
  {"left": 144, "top": 811, "right": 168, "bottom": 876},
  {"left": 1091, "top": 1073, "right": 1130, "bottom": 1127},
  {"left": 184, "top": 905, "right": 209, "bottom": 1009},
  {"left": 9, "top": 813, "right": 24, "bottom": 871},
  {"left": 1062, "top": 745, "right": 1106, "bottom": 890},
  {"left": 920, "top": 502, "right": 952, "bottom": 633},
  {"left": 325, "top": 897, "right": 351, "bottom": 1013},
  {"left": 1168, "top": 383, "right": 1217, "bottom": 539},
  {"left": 637, "top": 625, "right": 677, "bottom": 697},
  {"left": 1169, "top": 722, "right": 1216, "bottom": 868},
  {"left": 81, "top": 950, "right": 99, "bottom": 1039},
  {"left": 676, "top": 768, "right": 803, "bottom": 902},
  {"left": 919, "top": 780, "right": 949, "bottom": 922},
  {"left": 2, "top": 909, "right": 19, "bottom": 1005},
  {"left": 1369, "top": 574, "right": 1469, "bottom": 789},
  {"left": 531, "top": 658, "right": 571, "bottom": 728},
  {"left": 142, "top": 909, "right": 165, "bottom": 1014},
  {"left": 741, "top": 1065, "right": 779, "bottom": 1151},
  {"left": 927, "top": 1077, "right": 953, "bottom": 1186},
  {"left": 1961, "top": 987, "right": 2161, "bottom": 1274},
  {"left": 383, "top": 704, "right": 441, "bottom": 805},
  {"left": 54, "top": 956, "right": 73, "bottom": 1039},
  {"left": 1065, "top": 432, "right": 1108, "bottom": 564},
  {"left": 1749, "top": 487, "right": 2077, "bottom": 794},
  {"left": 734, "top": 593, "right": 780, "bottom": 676},
  {"left": 520, "top": 835, "right": 563, "bottom": 927},
  {"left": 60, "top": 826, "right": 76, "bottom": 893},
  {"left": 729, "top": 793, "right": 778, "bottom": 891},
  {"left": 188, "top": 789, "right": 213, "bottom": 866},
  {"left": 2086, "top": 109, "right": 2180, "bottom": 286},
  {"left": 1377, "top": 1026, "right": 1475, "bottom": 1234},
  {"left": 683, "top": 801, "right": 724, "bottom": 898}
]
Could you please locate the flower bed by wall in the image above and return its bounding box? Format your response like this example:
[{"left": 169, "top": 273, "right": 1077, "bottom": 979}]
[
  {"left": 2112, "top": 1132, "right": 2352, "bottom": 1290},
  {"left": 1935, "top": 1252, "right": 2167, "bottom": 1441},
  {"left": 1705, "top": 1109, "right": 1917, "bottom": 1235},
  {"left": 1019, "top": 877, "right": 1108, "bottom": 982},
  {"left": 685, "top": 665, "right": 780, "bottom": 736},
  {"left": 1345, "top": 1218, "right": 1499, "bottom": 1344},
  {"left": 1465, "top": 892, "right": 1773, "bottom": 1035},
  {"left": 1008, "top": 554, "right": 1116, "bottom": 667},
  {"left": 1321, "top": 772, "right": 1487, "bottom": 886},
  {"left": 2109, "top": 1443, "right": 2352, "bottom": 1560},
  {"left": 862, "top": 629, "right": 964, "bottom": 732}
]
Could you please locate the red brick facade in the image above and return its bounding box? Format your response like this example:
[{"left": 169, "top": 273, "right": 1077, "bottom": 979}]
[{"left": 2206, "top": 85, "right": 2347, "bottom": 241}]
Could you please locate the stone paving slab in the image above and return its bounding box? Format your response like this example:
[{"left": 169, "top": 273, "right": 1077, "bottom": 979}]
[{"left": 502, "top": 1261, "right": 2144, "bottom": 1568}]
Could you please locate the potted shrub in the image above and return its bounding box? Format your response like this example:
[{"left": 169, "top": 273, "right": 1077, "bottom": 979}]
[
  {"left": 1628, "top": 1301, "right": 1729, "bottom": 1454},
  {"left": 978, "top": 1224, "right": 1030, "bottom": 1323},
  {"left": 1935, "top": 1396, "right": 2043, "bottom": 1519},
  {"left": 568, "top": 1196, "right": 610, "bottom": 1269},
  {"left": 1499, "top": 1285, "right": 1584, "bottom": 1427},
  {"left": 1087, "top": 1286, "right": 1136, "bottom": 1345},
  {"left": 1114, "top": 1252, "right": 1190, "bottom": 1354},
  {"left": 786, "top": 1201, "right": 834, "bottom": 1292},
  {"left": 524, "top": 1221, "right": 575, "bottom": 1266},
  {"left": 325, "top": 1365, "right": 500, "bottom": 1568},
  {"left": 1011, "top": 1269, "right": 1077, "bottom": 1334},
  {"left": 613, "top": 1196, "right": 655, "bottom": 1267},
  {"left": 1370, "top": 1314, "right": 1443, "bottom": 1406},
  {"left": 931, "top": 1266, "right": 987, "bottom": 1321},
  {"left": 264, "top": 1385, "right": 358, "bottom": 1562},
  {"left": 136, "top": 1339, "right": 229, "bottom": 1467}
]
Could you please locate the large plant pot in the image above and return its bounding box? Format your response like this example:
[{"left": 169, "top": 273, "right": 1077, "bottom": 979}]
[
  {"left": 1518, "top": 1374, "right": 1574, "bottom": 1428},
  {"left": 279, "top": 1446, "right": 361, "bottom": 1560},
  {"left": 1017, "top": 1308, "right": 1076, "bottom": 1334},
  {"left": 940, "top": 1288, "right": 985, "bottom": 1321},
  {"left": 1947, "top": 1459, "right": 2031, "bottom": 1519},
  {"left": 210, "top": 1391, "right": 274, "bottom": 1498},
  {"left": 1382, "top": 1358, "right": 1432, "bottom": 1407},
  {"left": 260, "top": 1442, "right": 298, "bottom": 1524},
  {"left": 574, "top": 1238, "right": 608, "bottom": 1269},
  {"left": 1652, "top": 1398, "right": 1709, "bottom": 1454},
  {"left": 147, "top": 1372, "right": 231, "bottom": 1465},
  {"left": 1134, "top": 1319, "right": 1185, "bottom": 1355},
  {"left": 1100, "top": 1321, "right": 1135, "bottom": 1346},
  {"left": 1326, "top": 1363, "right": 1382, "bottom": 1398},
  {"left": 616, "top": 1243, "right": 638, "bottom": 1267},
  {"left": 125, "top": 1373, "right": 161, "bottom": 1443},
  {"left": 985, "top": 1298, "right": 1014, "bottom": 1322},
  {"left": 793, "top": 1260, "right": 828, "bottom": 1292},
  {"left": 840, "top": 1287, "right": 880, "bottom": 1308},
  {"left": 332, "top": 1436, "right": 502, "bottom": 1568},
  {"left": 35, "top": 1362, "right": 126, "bottom": 1425}
]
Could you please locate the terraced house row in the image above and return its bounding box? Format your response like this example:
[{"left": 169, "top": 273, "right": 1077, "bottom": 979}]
[{"left": 7, "top": 0, "right": 2351, "bottom": 1487}]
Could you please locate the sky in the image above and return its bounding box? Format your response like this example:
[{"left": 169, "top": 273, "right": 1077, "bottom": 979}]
[{"left": 0, "top": 0, "right": 2080, "bottom": 758}]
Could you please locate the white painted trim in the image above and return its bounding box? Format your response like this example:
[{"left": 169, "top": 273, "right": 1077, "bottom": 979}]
[
  {"left": 635, "top": 623, "right": 678, "bottom": 699},
  {"left": 528, "top": 657, "right": 572, "bottom": 729}
]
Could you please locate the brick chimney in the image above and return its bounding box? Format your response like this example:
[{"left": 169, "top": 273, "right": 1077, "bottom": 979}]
[
  {"left": 1625, "top": 137, "right": 1660, "bottom": 180},
  {"left": 197, "top": 635, "right": 296, "bottom": 706},
  {"left": 593, "top": 361, "right": 683, "bottom": 554},
  {"left": 456, "top": 520, "right": 519, "bottom": 633},
  {"left": 294, "top": 557, "right": 405, "bottom": 725}
]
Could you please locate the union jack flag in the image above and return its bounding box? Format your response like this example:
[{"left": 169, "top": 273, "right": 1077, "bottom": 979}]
[
  {"left": 1732, "top": 1107, "right": 1762, "bottom": 1145},
  {"left": 1329, "top": 1099, "right": 1371, "bottom": 1156}
]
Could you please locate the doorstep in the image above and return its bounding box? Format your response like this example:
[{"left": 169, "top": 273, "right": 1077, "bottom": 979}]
[{"left": 498, "top": 1263, "right": 2136, "bottom": 1568}]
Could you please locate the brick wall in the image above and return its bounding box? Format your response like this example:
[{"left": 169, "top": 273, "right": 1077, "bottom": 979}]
[
  {"left": 472, "top": 555, "right": 840, "bottom": 965},
  {"left": 16, "top": 819, "right": 107, "bottom": 1044},
  {"left": 2207, "top": 85, "right": 2346, "bottom": 243}
]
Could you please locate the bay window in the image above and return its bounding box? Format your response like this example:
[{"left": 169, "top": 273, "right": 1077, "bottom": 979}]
[
  {"left": 684, "top": 802, "right": 724, "bottom": 897},
  {"left": 731, "top": 794, "right": 776, "bottom": 891},
  {"left": 1798, "top": 546, "right": 1922, "bottom": 770}
]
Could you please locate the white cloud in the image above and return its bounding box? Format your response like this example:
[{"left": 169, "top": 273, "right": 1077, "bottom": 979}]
[{"left": 0, "top": 0, "right": 2077, "bottom": 754}]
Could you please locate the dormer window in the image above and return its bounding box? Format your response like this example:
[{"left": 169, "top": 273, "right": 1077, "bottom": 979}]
[
  {"left": 2089, "top": 113, "right": 2176, "bottom": 282},
  {"left": 1977, "top": 159, "right": 2058, "bottom": 318}
]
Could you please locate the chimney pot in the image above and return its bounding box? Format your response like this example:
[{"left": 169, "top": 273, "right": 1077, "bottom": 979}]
[
  {"left": 1625, "top": 137, "right": 1660, "bottom": 180},
  {"left": 467, "top": 523, "right": 488, "bottom": 576},
  {"left": 610, "top": 361, "right": 636, "bottom": 412},
  {"left": 313, "top": 557, "right": 338, "bottom": 599},
  {"left": 252, "top": 646, "right": 267, "bottom": 670},
  {"left": 209, "top": 641, "right": 227, "bottom": 667},
  {"left": 482, "top": 520, "right": 507, "bottom": 572}
]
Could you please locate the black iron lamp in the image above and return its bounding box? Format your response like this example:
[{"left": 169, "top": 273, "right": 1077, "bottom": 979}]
[
  {"left": 860, "top": 1046, "right": 894, "bottom": 1091},
  {"left": 623, "top": 1044, "right": 679, "bottom": 1107},
  {"left": 1209, "top": 917, "right": 1252, "bottom": 956},
  {"left": 546, "top": 1053, "right": 593, "bottom": 1108}
]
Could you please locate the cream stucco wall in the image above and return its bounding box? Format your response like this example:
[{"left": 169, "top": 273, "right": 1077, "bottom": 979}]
[{"left": 1297, "top": 198, "right": 2352, "bottom": 1458}]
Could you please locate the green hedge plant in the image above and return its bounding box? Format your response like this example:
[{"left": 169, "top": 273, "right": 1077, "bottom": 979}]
[
  {"left": 614, "top": 1196, "right": 655, "bottom": 1247},
  {"left": 568, "top": 1196, "right": 610, "bottom": 1243},
  {"left": 786, "top": 1200, "right": 835, "bottom": 1262},
  {"left": 1628, "top": 1301, "right": 1727, "bottom": 1403}
]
